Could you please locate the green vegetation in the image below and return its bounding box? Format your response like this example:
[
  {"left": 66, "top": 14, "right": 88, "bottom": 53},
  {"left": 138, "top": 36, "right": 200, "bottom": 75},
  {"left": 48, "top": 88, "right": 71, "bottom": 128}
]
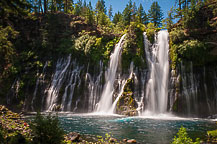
[
  {"left": 172, "top": 126, "right": 201, "bottom": 144},
  {"left": 0, "top": 105, "right": 32, "bottom": 144},
  {"left": 30, "top": 113, "right": 65, "bottom": 144},
  {"left": 169, "top": 0, "right": 217, "bottom": 69},
  {"left": 122, "top": 22, "right": 146, "bottom": 70}
]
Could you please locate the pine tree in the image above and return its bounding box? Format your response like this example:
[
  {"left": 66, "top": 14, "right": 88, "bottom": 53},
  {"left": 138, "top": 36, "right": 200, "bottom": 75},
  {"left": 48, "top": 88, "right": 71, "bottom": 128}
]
[
  {"left": 95, "top": 0, "right": 107, "bottom": 26},
  {"left": 74, "top": 0, "right": 82, "bottom": 15},
  {"left": 148, "top": 1, "right": 164, "bottom": 27},
  {"left": 86, "top": 2, "right": 94, "bottom": 25},
  {"left": 132, "top": 2, "right": 137, "bottom": 22},
  {"left": 113, "top": 12, "right": 123, "bottom": 24},
  {"left": 108, "top": 5, "right": 113, "bottom": 20},
  {"left": 95, "top": 0, "right": 106, "bottom": 14},
  {"left": 123, "top": 0, "right": 133, "bottom": 26},
  {"left": 136, "top": 4, "right": 148, "bottom": 24}
]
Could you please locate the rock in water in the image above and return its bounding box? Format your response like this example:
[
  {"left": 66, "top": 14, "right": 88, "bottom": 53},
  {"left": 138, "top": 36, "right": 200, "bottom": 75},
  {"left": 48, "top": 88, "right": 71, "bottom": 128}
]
[{"left": 127, "top": 139, "right": 137, "bottom": 143}]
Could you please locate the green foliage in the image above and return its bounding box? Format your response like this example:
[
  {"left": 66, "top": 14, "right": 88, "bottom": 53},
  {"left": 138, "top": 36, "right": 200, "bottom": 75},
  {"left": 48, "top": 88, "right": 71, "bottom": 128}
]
[
  {"left": 75, "top": 33, "right": 97, "bottom": 55},
  {"left": 172, "top": 126, "right": 200, "bottom": 144},
  {"left": 170, "top": 1, "right": 217, "bottom": 68},
  {"left": 113, "top": 12, "right": 123, "bottom": 25},
  {"left": 207, "top": 129, "right": 217, "bottom": 138},
  {"left": 172, "top": 40, "right": 213, "bottom": 66},
  {"left": 122, "top": 23, "right": 146, "bottom": 71},
  {"left": 146, "top": 23, "right": 156, "bottom": 44},
  {"left": 0, "top": 105, "right": 32, "bottom": 143},
  {"left": 30, "top": 112, "right": 65, "bottom": 144},
  {"left": 0, "top": 26, "right": 18, "bottom": 77},
  {"left": 0, "top": 125, "right": 5, "bottom": 144},
  {"left": 170, "top": 28, "right": 186, "bottom": 44}
]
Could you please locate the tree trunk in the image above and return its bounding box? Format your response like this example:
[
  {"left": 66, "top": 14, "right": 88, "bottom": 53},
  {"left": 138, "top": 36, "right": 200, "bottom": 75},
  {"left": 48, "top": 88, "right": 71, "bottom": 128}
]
[
  {"left": 65, "top": 0, "right": 68, "bottom": 13},
  {"left": 44, "top": 0, "right": 47, "bottom": 14}
]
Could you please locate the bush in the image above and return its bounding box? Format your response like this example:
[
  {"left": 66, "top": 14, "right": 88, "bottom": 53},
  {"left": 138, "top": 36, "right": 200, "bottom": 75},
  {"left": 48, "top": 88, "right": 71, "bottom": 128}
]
[
  {"left": 172, "top": 126, "right": 200, "bottom": 144},
  {"left": 0, "top": 126, "right": 5, "bottom": 144},
  {"left": 30, "top": 112, "right": 65, "bottom": 144}
]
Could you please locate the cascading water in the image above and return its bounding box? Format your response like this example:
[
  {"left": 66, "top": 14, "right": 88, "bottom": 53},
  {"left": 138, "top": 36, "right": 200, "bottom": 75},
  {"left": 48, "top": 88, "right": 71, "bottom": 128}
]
[
  {"left": 96, "top": 34, "right": 126, "bottom": 113},
  {"left": 143, "top": 30, "right": 169, "bottom": 114},
  {"left": 61, "top": 61, "right": 82, "bottom": 111},
  {"left": 86, "top": 61, "right": 104, "bottom": 112},
  {"left": 46, "top": 55, "right": 71, "bottom": 111},
  {"left": 31, "top": 61, "right": 48, "bottom": 111}
]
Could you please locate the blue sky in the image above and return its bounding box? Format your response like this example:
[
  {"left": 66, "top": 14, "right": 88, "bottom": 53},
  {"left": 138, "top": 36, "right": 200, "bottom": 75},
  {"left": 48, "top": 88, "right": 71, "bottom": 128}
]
[{"left": 74, "top": 0, "right": 176, "bottom": 19}]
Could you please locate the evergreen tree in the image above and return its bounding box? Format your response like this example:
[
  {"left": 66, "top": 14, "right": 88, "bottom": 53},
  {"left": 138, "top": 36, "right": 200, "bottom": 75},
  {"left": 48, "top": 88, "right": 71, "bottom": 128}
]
[
  {"left": 95, "top": 0, "right": 106, "bottom": 14},
  {"left": 148, "top": 1, "right": 164, "bottom": 27},
  {"left": 86, "top": 2, "right": 94, "bottom": 25},
  {"left": 108, "top": 5, "right": 113, "bottom": 20},
  {"left": 74, "top": 0, "right": 82, "bottom": 15},
  {"left": 136, "top": 4, "right": 148, "bottom": 24},
  {"left": 123, "top": 0, "right": 133, "bottom": 26},
  {"left": 88, "top": 1, "right": 92, "bottom": 10},
  {"left": 95, "top": 0, "right": 106, "bottom": 25},
  {"left": 132, "top": 2, "right": 137, "bottom": 22},
  {"left": 113, "top": 11, "right": 123, "bottom": 24}
]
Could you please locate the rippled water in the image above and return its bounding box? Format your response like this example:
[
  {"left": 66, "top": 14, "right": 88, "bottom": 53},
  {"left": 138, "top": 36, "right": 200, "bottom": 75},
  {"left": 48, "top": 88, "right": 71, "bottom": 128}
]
[{"left": 56, "top": 113, "right": 217, "bottom": 144}]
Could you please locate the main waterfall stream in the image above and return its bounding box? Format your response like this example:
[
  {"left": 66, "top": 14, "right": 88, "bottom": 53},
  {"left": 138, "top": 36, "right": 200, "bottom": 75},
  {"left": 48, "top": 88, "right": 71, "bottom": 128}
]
[{"left": 143, "top": 30, "right": 169, "bottom": 115}]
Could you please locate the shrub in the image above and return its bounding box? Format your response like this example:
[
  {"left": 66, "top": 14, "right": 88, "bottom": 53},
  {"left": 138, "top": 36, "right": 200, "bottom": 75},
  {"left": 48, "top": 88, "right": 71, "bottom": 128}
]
[
  {"left": 172, "top": 126, "right": 200, "bottom": 144},
  {"left": 146, "top": 23, "right": 156, "bottom": 44},
  {"left": 30, "top": 112, "right": 65, "bottom": 144}
]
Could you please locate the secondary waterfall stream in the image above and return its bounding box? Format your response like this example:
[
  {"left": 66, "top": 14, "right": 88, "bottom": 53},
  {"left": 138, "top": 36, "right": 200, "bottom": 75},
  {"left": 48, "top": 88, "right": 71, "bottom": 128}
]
[
  {"left": 143, "top": 30, "right": 169, "bottom": 115},
  {"left": 96, "top": 34, "right": 126, "bottom": 113}
]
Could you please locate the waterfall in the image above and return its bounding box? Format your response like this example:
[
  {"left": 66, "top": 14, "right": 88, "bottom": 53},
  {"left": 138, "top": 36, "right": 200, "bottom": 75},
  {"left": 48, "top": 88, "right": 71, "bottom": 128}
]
[
  {"left": 96, "top": 34, "right": 126, "bottom": 113},
  {"left": 60, "top": 61, "right": 82, "bottom": 111},
  {"left": 46, "top": 55, "right": 71, "bottom": 111},
  {"left": 143, "top": 30, "right": 169, "bottom": 114},
  {"left": 86, "top": 61, "right": 103, "bottom": 112},
  {"left": 31, "top": 62, "right": 48, "bottom": 111},
  {"left": 7, "top": 78, "right": 20, "bottom": 104}
]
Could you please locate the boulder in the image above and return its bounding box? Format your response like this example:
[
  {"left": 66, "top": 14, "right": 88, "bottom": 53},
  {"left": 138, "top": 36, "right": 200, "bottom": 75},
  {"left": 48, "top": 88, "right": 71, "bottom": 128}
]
[
  {"left": 127, "top": 139, "right": 137, "bottom": 143},
  {"left": 67, "top": 132, "right": 81, "bottom": 142},
  {"left": 109, "top": 137, "right": 117, "bottom": 142}
]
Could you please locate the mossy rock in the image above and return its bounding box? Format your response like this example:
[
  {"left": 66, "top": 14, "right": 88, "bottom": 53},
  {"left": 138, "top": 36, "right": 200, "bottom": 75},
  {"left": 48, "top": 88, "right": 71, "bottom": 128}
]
[{"left": 116, "top": 77, "right": 138, "bottom": 116}]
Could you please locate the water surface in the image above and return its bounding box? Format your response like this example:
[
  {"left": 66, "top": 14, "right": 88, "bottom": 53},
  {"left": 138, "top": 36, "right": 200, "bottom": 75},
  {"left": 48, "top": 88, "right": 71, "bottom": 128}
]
[{"left": 57, "top": 113, "right": 217, "bottom": 144}]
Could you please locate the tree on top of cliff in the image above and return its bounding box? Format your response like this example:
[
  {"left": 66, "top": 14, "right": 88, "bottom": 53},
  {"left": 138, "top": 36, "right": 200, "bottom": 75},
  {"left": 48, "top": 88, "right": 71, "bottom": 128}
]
[{"left": 148, "top": 1, "right": 164, "bottom": 27}]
